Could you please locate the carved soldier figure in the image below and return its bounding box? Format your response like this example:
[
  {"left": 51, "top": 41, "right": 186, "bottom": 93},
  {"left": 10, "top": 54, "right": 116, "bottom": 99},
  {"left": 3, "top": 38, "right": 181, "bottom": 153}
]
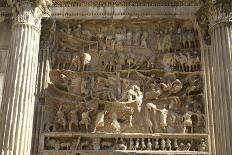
[
  {"left": 159, "top": 108, "right": 168, "bottom": 130},
  {"left": 133, "top": 28, "right": 141, "bottom": 46},
  {"left": 68, "top": 109, "right": 79, "bottom": 131},
  {"left": 183, "top": 112, "right": 193, "bottom": 133},
  {"left": 126, "top": 30, "right": 133, "bottom": 46},
  {"left": 79, "top": 111, "right": 91, "bottom": 132},
  {"left": 141, "top": 31, "right": 149, "bottom": 48},
  {"left": 55, "top": 105, "right": 67, "bottom": 130}
]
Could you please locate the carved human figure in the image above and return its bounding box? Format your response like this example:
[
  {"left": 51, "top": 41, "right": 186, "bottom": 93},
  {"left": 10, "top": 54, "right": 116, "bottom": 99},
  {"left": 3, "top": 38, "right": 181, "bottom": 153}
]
[
  {"left": 80, "top": 79, "right": 89, "bottom": 96},
  {"left": 72, "top": 24, "right": 82, "bottom": 37},
  {"left": 135, "top": 138, "right": 140, "bottom": 150},
  {"left": 177, "top": 53, "right": 188, "bottom": 71},
  {"left": 198, "top": 139, "right": 207, "bottom": 151},
  {"left": 126, "top": 30, "right": 133, "bottom": 46},
  {"left": 186, "top": 52, "right": 194, "bottom": 72},
  {"left": 56, "top": 46, "right": 66, "bottom": 69},
  {"left": 141, "top": 31, "right": 149, "bottom": 48},
  {"left": 115, "top": 28, "right": 126, "bottom": 51},
  {"left": 61, "top": 74, "right": 72, "bottom": 92},
  {"left": 163, "top": 30, "right": 172, "bottom": 52},
  {"left": 133, "top": 85, "right": 143, "bottom": 112},
  {"left": 69, "top": 52, "right": 80, "bottom": 71},
  {"left": 79, "top": 111, "right": 91, "bottom": 132},
  {"left": 183, "top": 112, "right": 193, "bottom": 133},
  {"left": 126, "top": 52, "right": 136, "bottom": 71},
  {"left": 159, "top": 108, "right": 168, "bottom": 130},
  {"left": 193, "top": 55, "right": 201, "bottom": 71},
  {"left": 63, "top": 24, "right": 72, "bottom": 35},
  {"left": 120, "top": 82, "right": 136, "bottom": 102},
  {"left": 133, "top": 28, "right": 141, "bottom": 46},
  {"left": 55, "top": 105, "right": 67, "bottom": 130},
  {"left": 157, "top": 31, "right": 164, "bottom": 52},
  {"left": 161, "top": 138, "right": 166, "bottom": 150},
  {"left": 173, "top": 138, "right": 178, "bottom": 150},
  {"left": 129, "top": 138, "right": 135, "bottom": 150},
  {"left": 146, "top": 139, "right": 152, "bottom": 150},
  {"left": 145, "top": 83, "right": 161, "bottom": 100},
  {"left": 166, "top": 139, "right": 172, "bottom": 151},
  {"left": 141, "top": 138, "right": 146, "bottom": 150},
  {"left": 145, "top": 103, "right": 158, "bottom": 133},
  {"left": 68, "top": 109, "right": 79, "bottom": 131},
  {"left": 154, "top": 138, "right": 159, "bottom": 150}
]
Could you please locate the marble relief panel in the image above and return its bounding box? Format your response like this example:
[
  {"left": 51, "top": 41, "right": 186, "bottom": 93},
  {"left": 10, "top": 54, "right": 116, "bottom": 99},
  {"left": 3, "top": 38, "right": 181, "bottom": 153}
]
[{"left": 40, "top": 20, "right": 208, "bottom": 153}]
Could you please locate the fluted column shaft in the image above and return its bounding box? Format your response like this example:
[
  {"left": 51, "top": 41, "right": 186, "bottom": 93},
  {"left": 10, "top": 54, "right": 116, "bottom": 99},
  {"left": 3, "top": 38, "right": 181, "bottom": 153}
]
[
  {"left": 210, "top": 22, "right": 232, "bottom": 155},
  {"left": 0, "top": 2, "right": 44, "bottom": 155}
]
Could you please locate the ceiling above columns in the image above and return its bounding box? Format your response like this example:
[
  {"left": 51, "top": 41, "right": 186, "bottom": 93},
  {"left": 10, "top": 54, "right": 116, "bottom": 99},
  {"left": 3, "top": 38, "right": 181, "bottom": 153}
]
[{"left": 0, "top": 0, "right": 201, "bottom": 20}]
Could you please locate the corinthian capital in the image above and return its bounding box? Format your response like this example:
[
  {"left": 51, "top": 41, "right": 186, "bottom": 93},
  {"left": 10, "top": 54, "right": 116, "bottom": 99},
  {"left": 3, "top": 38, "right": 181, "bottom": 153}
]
[
  {"left": 198, "top": 0, "right": 232, "bottom": 27},
  {"left": 8, "top": 0, "right": 52, "bottom": 29}
]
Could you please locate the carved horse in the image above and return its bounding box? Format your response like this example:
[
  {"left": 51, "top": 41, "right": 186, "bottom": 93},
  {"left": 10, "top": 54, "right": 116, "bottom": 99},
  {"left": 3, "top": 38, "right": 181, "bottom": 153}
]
[{"left": 79, "top": 52, "right": 91, "bottom": 71}]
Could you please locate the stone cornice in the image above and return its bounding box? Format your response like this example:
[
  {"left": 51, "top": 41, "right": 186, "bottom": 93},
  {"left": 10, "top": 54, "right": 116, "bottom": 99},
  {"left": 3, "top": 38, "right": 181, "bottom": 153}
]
[
  {"left": 0, "top": 5, "right": 200, "bottom": 20},
  {"left": 1, "top": 0, "right": 200, "bottom": 7}
]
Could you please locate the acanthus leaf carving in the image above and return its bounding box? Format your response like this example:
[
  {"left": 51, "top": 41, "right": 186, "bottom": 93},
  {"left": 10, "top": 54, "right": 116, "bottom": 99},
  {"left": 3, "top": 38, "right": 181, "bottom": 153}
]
[{"left": 8, "top": 0, "right": 52, "bottom": 29}]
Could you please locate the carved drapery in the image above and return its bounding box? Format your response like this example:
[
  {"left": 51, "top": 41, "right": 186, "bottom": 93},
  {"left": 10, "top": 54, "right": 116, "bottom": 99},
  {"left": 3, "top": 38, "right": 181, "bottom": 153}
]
[{"left": 0, "top": 0, "right": 51, "bottom": 154}]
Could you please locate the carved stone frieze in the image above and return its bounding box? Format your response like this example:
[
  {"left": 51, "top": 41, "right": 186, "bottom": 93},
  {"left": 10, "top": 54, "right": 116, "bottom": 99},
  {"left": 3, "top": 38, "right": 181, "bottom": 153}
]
[{"left": 39, "top": 19, "right": 208, "bottom": 153}]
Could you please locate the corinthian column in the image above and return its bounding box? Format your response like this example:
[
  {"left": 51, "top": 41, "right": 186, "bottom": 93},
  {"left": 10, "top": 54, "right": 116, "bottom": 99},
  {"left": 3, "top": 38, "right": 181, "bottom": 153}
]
[
  {"left": 201, "top": 1, "right": 232, "bottom": 155},
  {"left": 0, "top": 1, "right": 51, "bottom": 155}
]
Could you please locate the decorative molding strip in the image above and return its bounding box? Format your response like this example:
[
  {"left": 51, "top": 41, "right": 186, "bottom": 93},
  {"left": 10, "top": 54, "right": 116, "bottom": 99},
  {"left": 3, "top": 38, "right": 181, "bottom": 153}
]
[
  {"left": 0, "top": 5, "right": 200, "bottom": 20},
  {"left": 0, "top": 0, "right": 200, "bottom": 8},
  {"left": 51, "top": 0, "right": 200, "bottom": 7},
  {"left": 51, "top": 6, "right": 199, "bottom": 19}
]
